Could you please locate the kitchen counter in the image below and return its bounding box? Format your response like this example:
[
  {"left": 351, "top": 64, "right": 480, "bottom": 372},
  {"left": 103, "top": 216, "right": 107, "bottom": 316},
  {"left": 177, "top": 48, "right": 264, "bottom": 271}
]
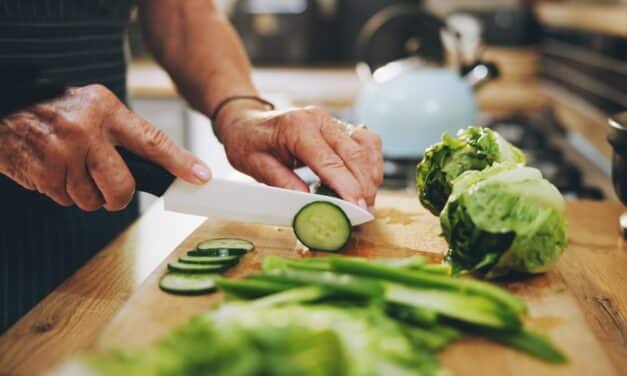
[
  {"left": 0, "top": 193, "right": 625, "bottom": 375},
  {"left": 128, "top": 47, "right": 544, "bottom": 114}
]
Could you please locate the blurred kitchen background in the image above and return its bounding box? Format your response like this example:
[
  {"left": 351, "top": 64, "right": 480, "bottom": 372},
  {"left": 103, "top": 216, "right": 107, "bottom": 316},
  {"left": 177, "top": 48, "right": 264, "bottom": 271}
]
[{"left": 126, "top": 0, "right": 627, "bottom": 211}]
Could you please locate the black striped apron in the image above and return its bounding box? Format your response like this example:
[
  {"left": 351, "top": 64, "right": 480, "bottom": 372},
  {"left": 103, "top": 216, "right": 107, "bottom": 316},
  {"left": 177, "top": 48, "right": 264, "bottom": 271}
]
[{"left": 0, "top": 0, "right": 137, "bottom": 333}]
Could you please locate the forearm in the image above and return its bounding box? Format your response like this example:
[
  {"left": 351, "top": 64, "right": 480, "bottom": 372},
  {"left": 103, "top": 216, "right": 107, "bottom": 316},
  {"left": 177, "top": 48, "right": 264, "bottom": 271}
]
[{"left": 138, "top": 0, "right": 264, "bottom": 137}]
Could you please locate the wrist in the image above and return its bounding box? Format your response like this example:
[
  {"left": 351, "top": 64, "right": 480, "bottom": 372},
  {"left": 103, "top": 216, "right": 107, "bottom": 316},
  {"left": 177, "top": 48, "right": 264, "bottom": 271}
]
[{"left": 211, "top": 97, "right": 272, "bottom": 143}]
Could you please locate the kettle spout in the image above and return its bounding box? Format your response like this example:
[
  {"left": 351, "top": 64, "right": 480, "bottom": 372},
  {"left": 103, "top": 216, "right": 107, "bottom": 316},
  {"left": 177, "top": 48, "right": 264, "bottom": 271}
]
[
  {"left": 463, "top": 61, "right": 499, "bottom": 90},
  {"left": 356, "top": 62, "right": 373, "bottom": 84}
]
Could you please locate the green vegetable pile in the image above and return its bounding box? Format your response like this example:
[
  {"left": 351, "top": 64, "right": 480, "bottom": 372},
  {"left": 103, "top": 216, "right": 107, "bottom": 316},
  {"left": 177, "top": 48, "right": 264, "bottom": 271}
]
[
  {"left": 416, "top": 127, "right": 567, "bottom": 279},
  {"left": 84, "top": 256, "right": 566, "bottom": 376},
  {"left": 417, "top": 126, "right": 526, "bottom": 215}
]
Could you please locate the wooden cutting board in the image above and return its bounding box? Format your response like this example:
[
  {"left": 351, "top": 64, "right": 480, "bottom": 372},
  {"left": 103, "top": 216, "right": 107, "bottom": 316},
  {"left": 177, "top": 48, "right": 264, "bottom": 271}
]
[{"left": 94, "top": 193, "right": 620, "bottom": 375}]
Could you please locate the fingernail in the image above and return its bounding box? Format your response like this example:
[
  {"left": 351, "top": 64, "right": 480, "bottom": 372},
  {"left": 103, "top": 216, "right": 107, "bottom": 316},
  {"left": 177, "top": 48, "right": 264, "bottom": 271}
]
[
  {"left": 358, "top": 199, "right": 368, "bottom": 211},
  {"left": 192, "top": 162, "right": 212, "bottom": 183},
  {"left": 368, "top": 205, "right": 375, "bottom": 214}
]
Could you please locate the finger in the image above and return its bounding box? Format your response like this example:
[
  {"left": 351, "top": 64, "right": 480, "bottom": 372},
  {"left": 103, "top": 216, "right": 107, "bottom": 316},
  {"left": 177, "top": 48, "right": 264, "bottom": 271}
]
[
  {"left": 290, "top": 126, "right": 364, "bottom": 205},
  {"left": 31, "top": 160, "right": 73, "bottom": 207},
  {"left": 106, "top": 108, "right": 211, "bottom": 185},
  {"left": 351, "top": 129, "right": 384, "bottom": 187},
  {"left": 66, "top": 162, "right": 105, "bottom": 212},
  {"left": 247, "top": 153, "right": 309, "bottom": 192},
  {"left": 321, "top": 121, "right": 378, "bottom": 206},
  {"left": 86, "top": 142, "right": 136, "bottom": 212}
]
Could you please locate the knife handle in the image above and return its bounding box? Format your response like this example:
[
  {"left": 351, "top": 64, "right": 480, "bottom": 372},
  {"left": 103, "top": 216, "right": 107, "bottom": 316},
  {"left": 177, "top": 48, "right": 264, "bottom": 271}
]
[{"left": 117, "top": 148, "right": 175, "bottom": 197}]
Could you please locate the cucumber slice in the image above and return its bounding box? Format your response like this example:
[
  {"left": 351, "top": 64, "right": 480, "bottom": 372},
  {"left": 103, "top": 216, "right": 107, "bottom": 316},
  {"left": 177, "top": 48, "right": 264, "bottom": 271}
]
[
  {"left": 292, "top": 201, "right": 351, "bottom": 252},
  {"left": 159, "top": 272, "right": 219, "bottom": 295},
  {"left": 188, "top": 248, "right": 247, "bottom": 257},
  {"left": 167, "top": 262, "right": 230, "bottom": 273},
  {"left": 196, "top": 238, "right": 254, "bottom": 253},
  {"left": 179, "top": 255, "right": 240, "bottom": 265}
]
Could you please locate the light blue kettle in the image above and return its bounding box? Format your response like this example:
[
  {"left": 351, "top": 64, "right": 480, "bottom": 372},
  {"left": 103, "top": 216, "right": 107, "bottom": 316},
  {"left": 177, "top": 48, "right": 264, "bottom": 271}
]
[{"left": 353, "top": 6, "right": 497, "bottom": 159}]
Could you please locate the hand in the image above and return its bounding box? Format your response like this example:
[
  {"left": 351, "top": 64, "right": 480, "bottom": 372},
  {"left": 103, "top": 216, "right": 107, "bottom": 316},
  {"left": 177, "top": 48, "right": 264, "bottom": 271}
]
[
  {"left": 0, "top": 84, "right": 211, "bottom": 211},
  {"left": 214, "top": 104, "right": 384, "bottom": 210}
]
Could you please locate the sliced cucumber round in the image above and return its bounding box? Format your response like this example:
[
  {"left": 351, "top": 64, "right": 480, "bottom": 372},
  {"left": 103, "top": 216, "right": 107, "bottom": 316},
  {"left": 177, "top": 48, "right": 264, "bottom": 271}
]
[
  {"left": 159, "top": 273, "right": 219, "bottom": 295},
  {"left": 292, "top": 201, "right": 352, "bottom": 252},
  {"left": 179, "top": 254, "right": 240, "bottom": 265},
  {"left": 188, "top": 248, "right": 247, "bottom": 257},
  {"left": 167, "top": 262, "right": 229, "bottom": 273},
  {"left": 196, "top": 238, "right": 254, "bottom": 253}
]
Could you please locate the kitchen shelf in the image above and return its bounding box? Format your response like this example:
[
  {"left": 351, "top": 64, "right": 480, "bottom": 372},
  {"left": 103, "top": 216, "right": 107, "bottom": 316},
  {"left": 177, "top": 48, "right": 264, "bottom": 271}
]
[
  {"left": 534, "top": 2, "right": 627, "bottom": 38},
  {"left": 542, "top": 82, "right": 613, "bottom": 159}
]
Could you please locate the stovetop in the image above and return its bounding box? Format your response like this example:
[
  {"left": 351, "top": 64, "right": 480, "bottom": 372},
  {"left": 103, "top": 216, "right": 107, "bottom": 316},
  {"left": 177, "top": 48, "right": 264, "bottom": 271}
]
[{"left": 380, "top": 110, "right": 606, "bottom": 200}]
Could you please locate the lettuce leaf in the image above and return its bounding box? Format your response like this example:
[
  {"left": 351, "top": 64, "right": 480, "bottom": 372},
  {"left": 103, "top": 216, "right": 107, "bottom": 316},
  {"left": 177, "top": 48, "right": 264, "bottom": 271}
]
[
  {"left": 440, "top": 163, "right": 567, "bottom": 279},
  {"left": 87, "top": 304, "right": 444, "bottom": 376},
  {"left": 417, "top": 127, "right": 525, "bottom": 215}
]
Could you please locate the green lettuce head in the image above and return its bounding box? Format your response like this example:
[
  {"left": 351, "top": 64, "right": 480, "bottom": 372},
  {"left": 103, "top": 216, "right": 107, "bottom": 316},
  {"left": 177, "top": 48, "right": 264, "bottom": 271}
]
[
  {"left": 440, "top": 163, "right": 567, "bottom": 279},
  {"left": 417, "top": 126, "right": 525, "bottom": 215}
]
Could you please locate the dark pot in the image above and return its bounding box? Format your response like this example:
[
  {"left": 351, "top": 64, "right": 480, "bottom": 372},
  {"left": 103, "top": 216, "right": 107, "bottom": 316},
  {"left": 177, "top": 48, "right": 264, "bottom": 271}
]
[
  {"left": 609, "top": 112, "right": 627, "bottom": 205},
  {"left": 608, "top": 112, "right": 627, "bottom": 238}
]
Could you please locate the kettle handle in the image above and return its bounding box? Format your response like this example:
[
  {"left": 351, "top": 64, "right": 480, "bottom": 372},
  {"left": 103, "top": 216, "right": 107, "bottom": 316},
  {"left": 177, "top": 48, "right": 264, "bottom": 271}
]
[{"left": 355, "top": 4, "right": 450, "bottom": 72}]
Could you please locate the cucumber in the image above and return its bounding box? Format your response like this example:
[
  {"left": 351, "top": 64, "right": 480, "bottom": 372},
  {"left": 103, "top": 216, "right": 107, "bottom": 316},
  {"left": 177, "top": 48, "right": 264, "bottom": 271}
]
[
  {"left": 179, "top": 255, "right": 240, "bottom": 265},
  {"left": 196, "top": 238, "right": 254, "bottom": 253},
  {"left": 310, "top": 181, "right": 340, "bottom": 198},
  {"left": 159, "top": 272, "right": 219, "bottom": 295},
  {"left": 292, "top": 201, "right": 351, "bottom": 252},
  {"left": 167, "top": 262, "right": 229, "bottom": 273},
  {"left": 189, "top": 248, "right": 247, "bottom": 257}
]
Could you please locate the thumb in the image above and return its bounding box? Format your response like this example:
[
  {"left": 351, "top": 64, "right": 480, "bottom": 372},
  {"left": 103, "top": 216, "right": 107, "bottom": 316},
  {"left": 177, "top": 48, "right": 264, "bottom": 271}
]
[{"left": 106, "top": 107, "right": 211, "bottom": 184}]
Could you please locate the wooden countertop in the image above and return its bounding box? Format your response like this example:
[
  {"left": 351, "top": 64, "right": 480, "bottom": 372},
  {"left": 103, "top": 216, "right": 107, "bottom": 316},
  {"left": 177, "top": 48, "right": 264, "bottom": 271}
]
[{"left": 0, "top": 193, "right": 625, "bottom": 375}]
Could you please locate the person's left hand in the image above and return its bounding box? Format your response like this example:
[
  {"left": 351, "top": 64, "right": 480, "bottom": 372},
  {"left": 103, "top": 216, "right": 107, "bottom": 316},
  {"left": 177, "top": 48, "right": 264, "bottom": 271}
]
[{"left": 213, "top": 104, "right": 384, "bottom": 211}]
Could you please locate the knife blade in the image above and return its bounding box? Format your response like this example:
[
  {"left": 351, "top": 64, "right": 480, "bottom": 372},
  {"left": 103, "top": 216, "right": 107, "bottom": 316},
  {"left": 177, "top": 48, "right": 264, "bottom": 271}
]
[
  {"left": 163, "top": 178, "right": 373, "bottom": 226},
  {"left": 120, "top": 150, "right": 374, "bottom": 226}
]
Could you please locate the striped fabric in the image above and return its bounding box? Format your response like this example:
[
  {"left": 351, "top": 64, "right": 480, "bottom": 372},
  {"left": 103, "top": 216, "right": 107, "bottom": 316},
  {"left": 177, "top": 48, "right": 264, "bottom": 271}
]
[
  {"left": 0, "top": 0, "right": 137, "bottom": 333},
  {"left": 0, "top": 0, "right": 134, "bottom": 99}
]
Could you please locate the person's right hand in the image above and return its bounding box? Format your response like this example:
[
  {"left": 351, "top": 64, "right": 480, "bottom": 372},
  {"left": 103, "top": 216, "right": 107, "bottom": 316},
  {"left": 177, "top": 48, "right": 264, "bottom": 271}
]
[{"left": 0, "top": 84, "right": 211, "bottom": 211}]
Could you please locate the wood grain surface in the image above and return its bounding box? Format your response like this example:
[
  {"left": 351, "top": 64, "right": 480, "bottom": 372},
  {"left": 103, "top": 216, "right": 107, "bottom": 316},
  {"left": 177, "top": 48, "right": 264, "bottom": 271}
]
[
  {"left": 96, "top": 194, "right": 624, "bottom": 376},
  {"left": 1, "top": 193, "right": 625, "bottom": 376}
]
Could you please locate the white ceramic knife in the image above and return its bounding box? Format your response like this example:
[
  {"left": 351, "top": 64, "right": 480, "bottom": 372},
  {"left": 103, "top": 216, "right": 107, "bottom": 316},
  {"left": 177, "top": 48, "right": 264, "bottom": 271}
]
[
  {"left": 162, "top": 178, "right": 374, "bottom": 226},
  {"left": 119, "top": 151, "right": 373, "bottom": 226}
]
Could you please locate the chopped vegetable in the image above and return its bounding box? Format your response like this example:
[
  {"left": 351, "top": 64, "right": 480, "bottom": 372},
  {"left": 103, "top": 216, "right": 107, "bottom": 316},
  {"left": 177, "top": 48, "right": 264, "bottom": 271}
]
[
  {"left": 158, "top": 273, "right": 219, "bottom": 295},
  {"left": 179, "top": 255, "right": 240, "bottom": 265},
  {"left": 158, "top": 238, "right": 254, "bottom": 296},
  {"left": 87, "top": 304, "right": 444, "bottom": 376},
  {"left": 167, "top": 262, "right": 230, "bottom": 274},
  {"left": 471, "top": 326, "right": 568, "bottom": 364},
  {"left": 196, "top": 238, "right": 254, "bottom": 253},
  {"left": 329, "top": 256, "right": 526, "bottom": 314},
  {"left": 216, "top": 278, "right": 297, "bottom": 299},
  {"left": 89, "top": 256, "right": 565, "bottom": 375},
  {"left": 188, "top": 248, "right": 247, "bottom": 257},
  {"left": 385, "top": 283, "right": 519, "bottom": 329},
  {"left": 292, "top": 201, "right": 352, "bottom": 252}
]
